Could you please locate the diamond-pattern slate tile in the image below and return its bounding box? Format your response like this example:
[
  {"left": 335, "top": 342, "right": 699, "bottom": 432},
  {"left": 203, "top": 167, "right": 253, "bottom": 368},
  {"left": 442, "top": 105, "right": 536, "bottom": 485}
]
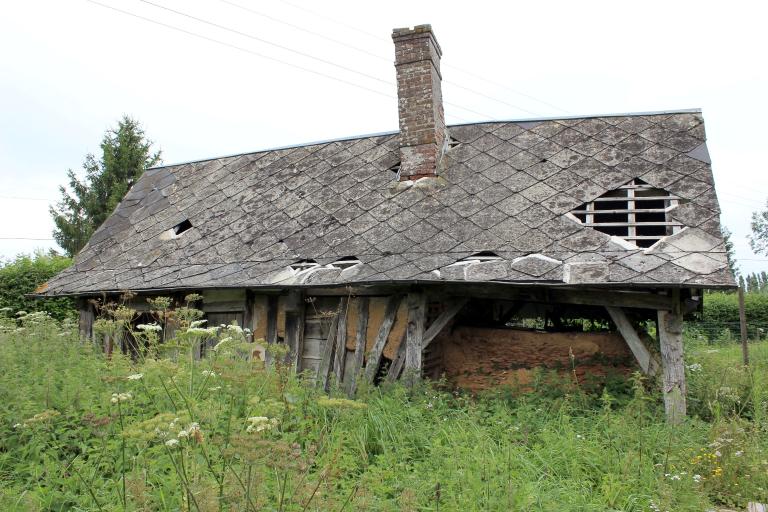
[{"left": 44, "top": 112, "right": 732, "bottom": 295}]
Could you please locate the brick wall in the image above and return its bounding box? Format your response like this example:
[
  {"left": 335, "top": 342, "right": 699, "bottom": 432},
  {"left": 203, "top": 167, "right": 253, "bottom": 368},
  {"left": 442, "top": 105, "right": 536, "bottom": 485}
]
[{"left": 392, "top": 25, "right": 445, "bottom": 181}]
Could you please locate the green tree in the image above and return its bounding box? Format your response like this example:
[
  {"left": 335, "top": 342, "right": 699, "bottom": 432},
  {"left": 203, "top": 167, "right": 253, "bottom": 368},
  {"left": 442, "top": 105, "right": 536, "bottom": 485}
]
[
  {"left": 721, "top": 227, "right": 738, "bottom": 279},
  {"left": 0, "top": 251, "right": 74, "bottom": 321},
  {"left": 50, "top": 116, "right": 161, "bottom": 256},
  {"left": 749, "top": 199, "right": 768, "bottom": 255}
]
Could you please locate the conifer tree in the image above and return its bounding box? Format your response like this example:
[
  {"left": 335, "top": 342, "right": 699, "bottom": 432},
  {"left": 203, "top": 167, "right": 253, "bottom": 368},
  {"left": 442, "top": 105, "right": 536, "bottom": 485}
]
[{"left": 50, "top": 116, "right": 161, "bottom": 256}]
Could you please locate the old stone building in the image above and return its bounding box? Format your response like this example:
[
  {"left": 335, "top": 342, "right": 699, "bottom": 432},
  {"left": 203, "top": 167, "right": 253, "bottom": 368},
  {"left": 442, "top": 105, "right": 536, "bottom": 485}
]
[{"left": 40, "top": 25, "right": 734, "bottom": 421}]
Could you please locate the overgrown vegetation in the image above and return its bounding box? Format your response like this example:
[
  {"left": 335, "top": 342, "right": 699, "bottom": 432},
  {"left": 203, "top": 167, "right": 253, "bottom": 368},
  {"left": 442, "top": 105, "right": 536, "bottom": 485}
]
[
  {"left": 0, "top": 251, "right": 74, "bottom": 321},
  {"left": 1, "top": 303, "right": 767, "bottom": 511}
]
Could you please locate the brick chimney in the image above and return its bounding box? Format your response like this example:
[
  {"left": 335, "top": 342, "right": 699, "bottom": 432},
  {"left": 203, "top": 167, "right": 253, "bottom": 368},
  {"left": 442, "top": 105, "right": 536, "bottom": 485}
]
[{"left": 392, "top": 25, "right": 445, "bottom": 181}]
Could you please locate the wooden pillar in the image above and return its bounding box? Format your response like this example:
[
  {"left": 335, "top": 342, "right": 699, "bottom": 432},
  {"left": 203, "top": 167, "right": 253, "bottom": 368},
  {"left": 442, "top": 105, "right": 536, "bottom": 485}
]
[
  {"left": 316, "top": 299, "right": 342, "bottom": 391},
  {"left": 332, "top": 297, "right": 349, "bottom": 384},
  {"left": 77, "top": 297, "right": 94, "bottom": 341},
  {"left": 658, "top": 291, "right": 686, "bottom": 423},
  {"left": 284, "top": 290, "right": 305, "bottom": 370},
  {"left": 346, "top": 297, "right": 369, "bottom": 397},
  {"left": 265, "top": 295, "right": 279, "bottom": 366},
  {"left": 404, "top": 292, "right": 427, "bottom": 386}
]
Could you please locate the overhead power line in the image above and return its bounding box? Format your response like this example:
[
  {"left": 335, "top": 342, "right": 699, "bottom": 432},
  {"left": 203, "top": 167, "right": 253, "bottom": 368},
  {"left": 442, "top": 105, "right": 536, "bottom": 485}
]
[
  {"left": 0, "top": 237, "right": 55, "bottom": 241},
  {"left": 272, "top": 0, "right": 570, "bottom": 115},
  {"left": 87, "top": 0, "right": 392, "bottom": 99},
  {"left": 216, "top": 0, "right": 391, "bottom": 63},
  {"left": 138, "top": 0, "right": 393, "bottom": 88}
]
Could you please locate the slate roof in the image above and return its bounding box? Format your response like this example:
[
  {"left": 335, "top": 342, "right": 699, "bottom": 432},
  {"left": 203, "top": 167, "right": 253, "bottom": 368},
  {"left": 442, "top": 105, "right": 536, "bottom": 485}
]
[{"left": 41, "top": 110, "right": 735, "bottom": 295}]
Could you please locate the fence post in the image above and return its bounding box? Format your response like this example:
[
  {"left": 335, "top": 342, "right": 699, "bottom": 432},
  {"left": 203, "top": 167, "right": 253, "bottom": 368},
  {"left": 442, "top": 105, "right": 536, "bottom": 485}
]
[{"left": 738, "top": 286, "right": 749, "bottom": 366}]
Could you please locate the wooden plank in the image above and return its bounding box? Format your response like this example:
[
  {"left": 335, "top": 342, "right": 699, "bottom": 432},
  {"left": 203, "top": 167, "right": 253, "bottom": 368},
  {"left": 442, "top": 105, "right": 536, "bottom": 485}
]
[
  {"left": 404, "top": 292, "right": 427, "bottom": 385},
  {"left": 316, "top": 299, "right": 342, "bottom": 390},
  {"left": 386, "top": 333, "right": 407, "bottom": 382},
  {"left": 606, "top": 306, "right": 660, "bottom": 376},
  {"left": 332, "top": 297, "right": 350, "bottom": 383},
  {"left": 77, "top": 298, "right": 94, "bottom": 341},
  {"left": 364, "top": 295, "right": 402, "bottom": 384},
  {"left": 423, "top": 298, "right": 467, "bottom": 348},
  {"left": 346, "top": 297, "right": 369, "bottom": 397},
  {"left": 265, "top": 295, "right": 278, "bottom": 366},
  {"left": 739, "top": 286, "right": 749, "bottom": 365},
  {"left": 658, "top": 293, "right": 687, "bottom": 423},
  {"left": 242, "top": 290, "right": 254, "bottom": 335},
  {"left": 285, "top": 291, "right": 306, "bottom": 370},
  {"left": 438, "top": 284, "right": 673, "bottom": 311}
]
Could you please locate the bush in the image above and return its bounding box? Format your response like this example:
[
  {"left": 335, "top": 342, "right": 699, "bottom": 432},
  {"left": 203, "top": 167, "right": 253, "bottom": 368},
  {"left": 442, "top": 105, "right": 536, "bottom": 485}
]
[
  {"left": 702, "top": 292, "right": 768, "bottom": 326},
  {"left": 0, "top": 251, "right": 74, "bottom": 321}
]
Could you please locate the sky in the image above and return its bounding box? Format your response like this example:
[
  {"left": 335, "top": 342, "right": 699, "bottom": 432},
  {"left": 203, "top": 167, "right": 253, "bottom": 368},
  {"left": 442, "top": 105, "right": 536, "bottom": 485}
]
[{"left": 1, "top": 0, "right": 767, "bottom": 276}]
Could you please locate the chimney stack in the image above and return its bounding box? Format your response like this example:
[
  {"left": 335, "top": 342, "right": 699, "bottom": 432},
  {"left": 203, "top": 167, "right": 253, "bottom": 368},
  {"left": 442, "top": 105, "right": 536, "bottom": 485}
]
[{"left": 392, "top": 25, "right": 445, "bottom": 181}]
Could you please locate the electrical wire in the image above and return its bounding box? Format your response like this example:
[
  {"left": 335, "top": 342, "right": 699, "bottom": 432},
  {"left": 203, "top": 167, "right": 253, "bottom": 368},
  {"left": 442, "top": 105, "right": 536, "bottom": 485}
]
[
  {"left": 137, "top": 0, "right": 393, "bottom": 87},
  {"left": 86, "top": 0, "right": 393, "bottom": 99}
]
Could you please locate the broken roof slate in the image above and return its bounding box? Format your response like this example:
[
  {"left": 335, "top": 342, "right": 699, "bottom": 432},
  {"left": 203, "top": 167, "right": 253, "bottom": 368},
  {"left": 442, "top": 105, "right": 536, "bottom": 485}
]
[{"left": 43, "top": 111, "right": 735, "bottom": 295}]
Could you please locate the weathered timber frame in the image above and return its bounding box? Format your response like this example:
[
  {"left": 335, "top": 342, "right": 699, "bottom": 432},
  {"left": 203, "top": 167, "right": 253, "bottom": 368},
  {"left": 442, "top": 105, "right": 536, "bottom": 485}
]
[{"left": 74, "top": 283, "right": 691, "bottom": 422}]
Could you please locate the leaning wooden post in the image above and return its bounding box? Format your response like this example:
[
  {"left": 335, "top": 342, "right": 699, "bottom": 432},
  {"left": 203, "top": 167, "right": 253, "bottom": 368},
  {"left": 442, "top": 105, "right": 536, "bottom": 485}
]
[
  {"left": 738, "top": 286, "right": 749, "bottom": 366},
  {"left": 657, "top": 290, "right": 686, "bottom": 423},
  {"left": 77, "top": 297, "right": 94, "bottom": 342},
  {"left": 404, "top": 292, "right": 427, "bottom": 387}
]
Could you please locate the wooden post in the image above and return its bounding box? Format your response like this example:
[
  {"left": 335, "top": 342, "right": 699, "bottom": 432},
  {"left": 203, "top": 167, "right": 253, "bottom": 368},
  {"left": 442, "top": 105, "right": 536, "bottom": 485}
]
[
  {"left": 423, "top": 298, "right": 467, "bottom": 348},
  {"left": 739, "top": 286, "right": 749, "bottom": 366},
  {"left": 606, "top": 306, "right": 661, "bottom": 376},
  {"left": 346, "top": 297, "right": 369, "bottom": 397},
  {"left": 316, "top": 299, "right": 342, "bottom": 391},
  {"left": 364, "top": 295, "right": 402, "bottom": 384},
  {"left": 658, "top": 290, "right": 686, "bottom": 423},
  {"left": 332, "top": 297, "right": 349, "bottom": 384},
  {"left": 404, "top": 292, "right": 427, "bottom": 386},
  {"left": 284, "top": 290, "right": 305, "bottom": 370},
  {"left": 265, "top": 295, "right": 278, "bottom": 366},
  {"left": 77, "top": 298, "right": 94, "bottom": 341}
]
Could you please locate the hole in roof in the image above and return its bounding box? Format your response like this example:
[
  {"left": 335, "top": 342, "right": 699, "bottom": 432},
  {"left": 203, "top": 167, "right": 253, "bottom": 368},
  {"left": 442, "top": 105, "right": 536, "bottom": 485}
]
[
  {"left": 290, "top": 259, "right": 320, "bottom": 272},
  {"left": 173, "top": 219, "right": 193, "bottom": 236},
  {"left": 450, "top": 251, "right": 503, "bottom": 265},
  {"left": 330, "top": 256, "right": 361, "bottom": 269},
  {"left": 389, "top": 162, "right": 401, "bottom": 181},
  {"left": 448, "top": 136, "right": 462, "bottom": 149},
  {"left": 569, "top": 178, "right": 687, "bottom": 248}
]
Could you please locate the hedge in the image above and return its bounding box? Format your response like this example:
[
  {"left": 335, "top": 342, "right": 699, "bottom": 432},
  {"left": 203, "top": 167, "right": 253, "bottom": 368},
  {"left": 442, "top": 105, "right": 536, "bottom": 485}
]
[{"left": 0, "top": 252, "right": 74, "bottom": 321}]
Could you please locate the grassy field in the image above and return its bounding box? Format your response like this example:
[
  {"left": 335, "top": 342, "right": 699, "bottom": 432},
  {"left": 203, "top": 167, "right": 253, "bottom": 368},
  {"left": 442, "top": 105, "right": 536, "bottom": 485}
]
[{"left": 0, "top": 309, "right": 767, "bottom": 511}]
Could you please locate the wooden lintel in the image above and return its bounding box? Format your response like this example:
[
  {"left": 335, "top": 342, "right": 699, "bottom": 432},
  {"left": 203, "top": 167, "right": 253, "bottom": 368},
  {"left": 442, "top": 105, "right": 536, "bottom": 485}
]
[
  {"left": 423, "top": 298, "right": 468, "bottom": 348},
  {"left": 346, "top": 297, "right": 369, "bottom": 397},
  {"left": 606, "top": 306, "right": 660, "bottom": 377},
  {"left": 440, "top": 284, "right": 674, "bottom": 311},
  {"left": 364, "top": 295, "right": 402, "bottom": 384}
]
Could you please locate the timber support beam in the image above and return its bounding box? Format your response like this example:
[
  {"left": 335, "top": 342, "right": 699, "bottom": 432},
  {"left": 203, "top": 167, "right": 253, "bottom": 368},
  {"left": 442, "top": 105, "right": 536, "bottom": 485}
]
[
  {"left": 657, "top": 291, "right": 687, "bottom": 423},
  {"left": 606, "top": 306, "right": 661, "bottom": 377}
]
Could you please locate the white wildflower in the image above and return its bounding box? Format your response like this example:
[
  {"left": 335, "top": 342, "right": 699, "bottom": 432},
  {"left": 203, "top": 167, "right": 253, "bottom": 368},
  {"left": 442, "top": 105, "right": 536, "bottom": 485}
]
[
  {"left": 165, "top": 438, "right": 179, "bottom": 447},
  {"left": 13, "top": 423, "right": 21, "bottom": 429},
  {"left": 189, "top": 320, "right": 207, "bottom": 328},
  {"left": 177, "top": 430, "right": 189, "bottom": 439},
  {"left": 715, "top": 450, "right": 722, "bottom": 457},
  {"left": 201, "top": 370, "right": 217, "bottom": 378},
  {"left": 126, "top": 373, "right": 143, "bottom": 381},
  {"left": 212, "top": 337, "right": 232, "bottom": 351},
  {"left": 110, "top": 392, "right": 132, "bottom": 404},
  {"left": 137, "top": 323, "right": 162, "bottom": 332},
  {"left": 246, "top": 416, "right": 278, "bottom": 433},
  {"left": 15, "top": 311, "right": 27, "bottom": 316},
  {"left": 209, "top": 386, "right": 222, "bottom": 391},
  {"left": 693, "top": 474, "right": 702, "bottom": 483},
  {"left": 226, "top": 324, "right": 244, "bottom": 335},
  {"left": 686, "top": 363, "right": 703, "bottom": 372},
  {"left": 426, "top": 402, "right": 433, "bottom": 409},
  {"left": 576, "top": 434, "right": 584, "bottom": 439},
  {"left": 735, "top": 450, "right": 743, "bottom": 457}
]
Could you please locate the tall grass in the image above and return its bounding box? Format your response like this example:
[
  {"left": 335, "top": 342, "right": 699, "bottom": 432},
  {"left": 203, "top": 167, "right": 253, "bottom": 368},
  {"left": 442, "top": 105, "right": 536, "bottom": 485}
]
[{"left": 0, "top": 308, "right": 766, "bottom": 511}]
